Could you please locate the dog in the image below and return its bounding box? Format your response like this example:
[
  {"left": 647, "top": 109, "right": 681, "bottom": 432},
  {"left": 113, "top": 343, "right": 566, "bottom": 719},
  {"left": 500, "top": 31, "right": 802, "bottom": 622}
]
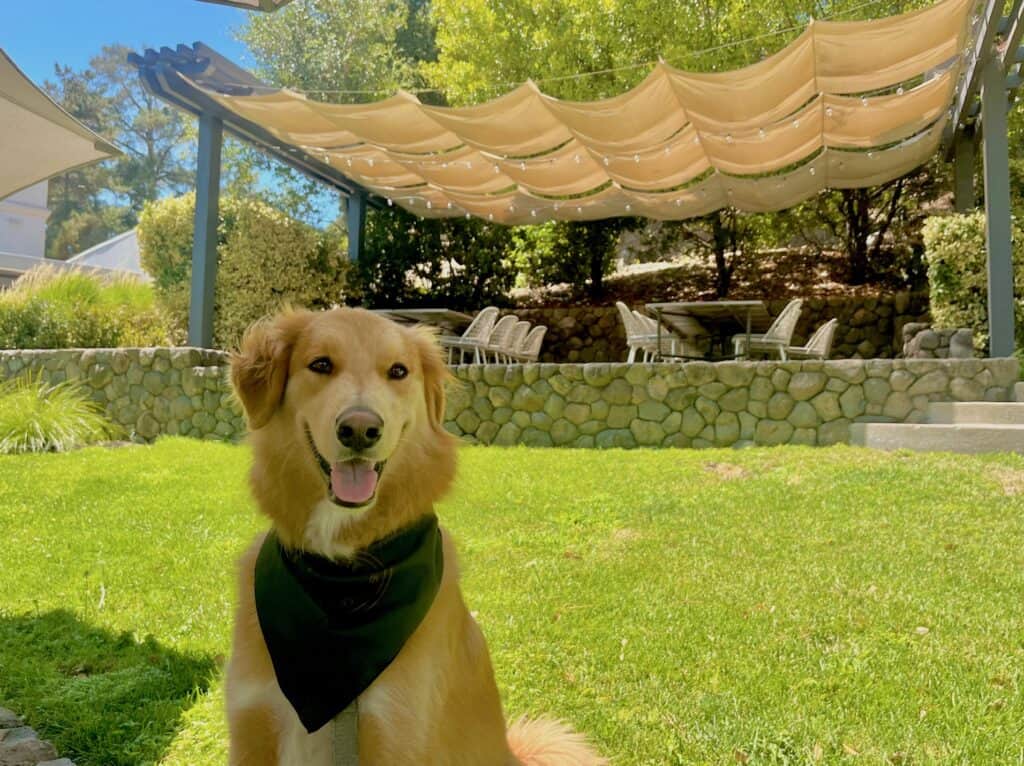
[{"left": 226, "top": 307, "right": 607, "bottom": 765}]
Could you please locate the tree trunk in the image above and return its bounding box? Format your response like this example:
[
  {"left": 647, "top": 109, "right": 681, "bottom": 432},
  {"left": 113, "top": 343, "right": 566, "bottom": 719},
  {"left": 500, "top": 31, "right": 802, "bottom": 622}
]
[
  {"left": 844, "top": 189, "right": 871, "bottom": 285},
  {"left": 711, "top": 211, "right": 732, "bottom": 298}
]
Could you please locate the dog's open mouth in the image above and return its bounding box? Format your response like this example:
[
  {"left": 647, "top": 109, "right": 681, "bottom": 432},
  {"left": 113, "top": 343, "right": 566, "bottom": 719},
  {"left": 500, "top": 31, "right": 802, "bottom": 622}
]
[{"left": 305, "top": 424, "right": 385, "bottom": 508}]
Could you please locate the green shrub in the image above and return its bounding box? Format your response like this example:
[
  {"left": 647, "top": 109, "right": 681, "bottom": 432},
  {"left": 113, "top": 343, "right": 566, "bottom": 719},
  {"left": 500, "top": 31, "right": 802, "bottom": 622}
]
[
  {"left": 0, "top": 268, "right": 170, "bottom": 349},
  {"left": 354, "top": 208, "right": 515, "bottom": 309},
  {"left": 138, "top": 193, "right": 349, "bottom": 347},
  {"left": 922, "top": 212, "right": 1024, "bottom": 354},
  {"left": 511, "top": 219, "right": 628, "bottom": 298},
  {"left": 0, "top": 374, "right": 120, "bottom": 453}
]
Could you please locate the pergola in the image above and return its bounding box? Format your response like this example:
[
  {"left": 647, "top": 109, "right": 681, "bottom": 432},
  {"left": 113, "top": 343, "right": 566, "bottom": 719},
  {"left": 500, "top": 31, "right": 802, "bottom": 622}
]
[{"left": 131, "top": 0, "right": 1022, "bottom": 357}]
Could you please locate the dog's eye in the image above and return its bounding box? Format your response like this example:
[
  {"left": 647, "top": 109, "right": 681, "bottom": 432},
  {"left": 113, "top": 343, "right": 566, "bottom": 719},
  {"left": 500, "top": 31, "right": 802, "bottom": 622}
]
[
  {"left": 308, "top": 357, "right": 333, "bottom": 375},
  {"left": 388, "top": 363, "right": 408, "bottom": 380}
]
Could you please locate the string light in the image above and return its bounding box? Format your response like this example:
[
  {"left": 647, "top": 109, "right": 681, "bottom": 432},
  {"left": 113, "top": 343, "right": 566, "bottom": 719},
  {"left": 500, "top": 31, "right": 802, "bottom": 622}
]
[
  {"left": 809, "top": 166, "right": 816, "bottom": 175},
  {"left": 896, "top": 86, "right": 904, "bottom": 96},
  {"left": 386, "top": 198, "right": 393, "bottom": 206},
  {"left": 603, "top": 156, "right": 610, "bottom": 166},
  {"left": 725, "top": 134, "right": 733, "bottom": 144},
  {"left": 758, "top": 128, "right": 766, "bottom": 139},
  {"left": 825, "top": 107, "right": 833, "bottom": 118},
  {"left": 531, "top": 209, "right": 537, "bottom": 217},
  {"left": 861, "top": 96, "right": 868, "bottom": 106},
  {"left": 426, "top": 200, "right": 432, "bottom": 209},
  {"left": 793, "top": 119, "right": 800, "bottom": 128},
  {"left": 573, "top": 154, "right": 582, "bottom": 164},
  {"left": 633, "top": 154, "right": 640, "bottom": 163},
  {"left": 488, "top": 213, "right": 494, "bottom": 220}
]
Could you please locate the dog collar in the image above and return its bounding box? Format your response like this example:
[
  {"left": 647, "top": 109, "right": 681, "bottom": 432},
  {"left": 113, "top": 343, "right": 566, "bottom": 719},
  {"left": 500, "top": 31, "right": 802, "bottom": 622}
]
[{"left": 254, "top": 514, "right": 444, "bottom": 733}]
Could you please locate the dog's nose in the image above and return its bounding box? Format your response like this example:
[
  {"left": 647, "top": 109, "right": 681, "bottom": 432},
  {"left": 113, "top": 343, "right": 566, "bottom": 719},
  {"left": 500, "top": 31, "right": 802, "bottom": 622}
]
[{"left": 336, "top": 407, "right": 383, "bottom": 452}]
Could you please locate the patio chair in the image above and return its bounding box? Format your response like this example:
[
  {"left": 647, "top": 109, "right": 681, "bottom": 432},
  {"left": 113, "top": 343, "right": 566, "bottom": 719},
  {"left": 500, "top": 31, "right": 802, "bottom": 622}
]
[
  {"left": 439, "top": 306, "right": 499, "bottom": 364},
  {"left": 786, "top": 318, "right": 838, "bottom": 360},
  {"left": 515, "top": 325, "right": 547, "bottom": 362},
  {"left": 482, "top": 314, "right": 519, "bottom": 362},
  {"left": 616, "top": 302, "right": 658, "bottom": 362},
  {"left": 733, "top": 299, "right": 803, "bottom": 360},
  {"left": 502, "top": 320, "right": 532, "bottom": 363}
]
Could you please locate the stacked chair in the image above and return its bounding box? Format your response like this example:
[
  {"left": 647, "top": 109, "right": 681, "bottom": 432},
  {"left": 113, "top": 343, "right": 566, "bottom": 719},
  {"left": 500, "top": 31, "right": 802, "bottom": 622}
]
[
  {"left": 616, "top": 302, "right": 697, "bottom": 362},
  {"left": 441, "top": 307, "right": 548, "bottom": 364}
]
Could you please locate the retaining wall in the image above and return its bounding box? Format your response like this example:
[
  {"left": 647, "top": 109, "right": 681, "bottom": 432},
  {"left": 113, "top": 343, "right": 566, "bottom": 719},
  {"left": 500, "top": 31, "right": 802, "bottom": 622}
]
[
  {"left": 0, "top": 348, "right": 242, "bottom": 441},
  {"left": 444, "top": 358, "right": 1018, "bottom": 448},
  {"left": 0, "top": 350, "right": 1016, "bottom": 449}
]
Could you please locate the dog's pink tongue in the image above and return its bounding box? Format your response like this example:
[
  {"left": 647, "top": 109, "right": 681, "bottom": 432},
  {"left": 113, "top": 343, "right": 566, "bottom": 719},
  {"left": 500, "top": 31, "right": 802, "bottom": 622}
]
[{"left": 330, "top": 460, "right": 378, "bottom": 504}]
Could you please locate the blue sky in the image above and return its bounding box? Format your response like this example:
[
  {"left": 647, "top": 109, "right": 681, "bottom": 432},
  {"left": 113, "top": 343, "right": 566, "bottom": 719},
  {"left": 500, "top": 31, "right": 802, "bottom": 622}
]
[{"left": 6, "top": 0, "right": 252, "bottom": 86}]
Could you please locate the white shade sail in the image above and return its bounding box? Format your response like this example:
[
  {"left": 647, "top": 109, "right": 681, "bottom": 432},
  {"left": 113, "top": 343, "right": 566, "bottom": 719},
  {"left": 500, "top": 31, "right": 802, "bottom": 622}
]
[
  {"left": 0, "top": 49, "right": 120, "bottom": 202},
  {"left": 186, "top": 0, "right": 972, "bottom": 223}
]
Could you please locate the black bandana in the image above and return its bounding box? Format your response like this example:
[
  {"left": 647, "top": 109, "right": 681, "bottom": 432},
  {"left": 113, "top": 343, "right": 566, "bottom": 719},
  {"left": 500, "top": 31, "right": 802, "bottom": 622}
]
[{"left": 254, "top": 514, "right": 444, "bottom": 733}]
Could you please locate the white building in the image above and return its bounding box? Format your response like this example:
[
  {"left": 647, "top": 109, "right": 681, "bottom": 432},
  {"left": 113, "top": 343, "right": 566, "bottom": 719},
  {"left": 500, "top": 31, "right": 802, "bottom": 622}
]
[
  {"left": 0, "top": 181, "right": 147, "bottom": 288},
  {"left": 66, "top": 229, "right": 147, "bottom": 279},
  {"left": 0, "top": 181, "right": 51, "bottom": 287}
]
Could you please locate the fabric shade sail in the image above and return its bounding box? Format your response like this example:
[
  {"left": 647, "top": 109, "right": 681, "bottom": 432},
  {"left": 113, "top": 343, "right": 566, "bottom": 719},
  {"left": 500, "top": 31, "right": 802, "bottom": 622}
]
[
  {"left": 0, "top": 49, "right": 120, "bottom": 201},
  {"left": 187, "top": 0, "right": 972, "bottom": 224}
]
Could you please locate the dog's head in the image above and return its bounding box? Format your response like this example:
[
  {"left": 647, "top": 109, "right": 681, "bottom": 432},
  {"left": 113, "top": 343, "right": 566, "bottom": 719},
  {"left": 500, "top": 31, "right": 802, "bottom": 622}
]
[{"left": 231, "top": 307, "right": 455, "bottom": 549}]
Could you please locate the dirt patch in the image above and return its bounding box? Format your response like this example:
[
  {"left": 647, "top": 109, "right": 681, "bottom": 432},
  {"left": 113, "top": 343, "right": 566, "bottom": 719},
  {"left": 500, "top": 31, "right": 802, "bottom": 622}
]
[
  {"left": 991, "top": 467, "right": 1024, "bottom": 496},
  {"left": 610, "top": 527, "right": 642, "bottom": 542},
  {"left": 704, "top": 462, "right": 751, "bottom": 480}
]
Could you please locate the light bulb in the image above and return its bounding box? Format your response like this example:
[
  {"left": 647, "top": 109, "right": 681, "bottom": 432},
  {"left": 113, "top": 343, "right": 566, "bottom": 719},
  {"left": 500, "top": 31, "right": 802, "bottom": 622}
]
[
  {"left": 793, "top": 119, "right": 800, "bottom": 128},
  {"left": 633, "top": 154, "right": 640, "bottom": 163},
  {"left": 530, "top": 209, "right": 537, "bottom": 217},
  {"left": 625, "top": 203, "right": 632, "bottom": 211},
  {"left": 861, "top": 96, "right": 868, "bottom": 107},
  {"left": 809, "top": 167, "right": 816, "bottom": 175},
  {"left": 726, "top": 134, "right": 733, "bottom": 144},
  {"left": 603, "top": 156, "right": 610, "bottom": 166},
  {"left": 825, "top": 107, "right": 833, "bottom": 118},
  {"left": 573, "top": 154, "right": 581, "bottom": 164},
  {"left": 896, "top": 86, "right": 904, "bottom": 96},
  {"left": 488, "top": 213, "right": 494, "bottom": 221},
  {"left": 758, "top": 128, "right": 766, "bottom": 139},
  {"left": 426, "top": 200, "right": 432, "bottom": 209},
  {"left": 387, "top": 198, "right": 393, "bottom": 207}
]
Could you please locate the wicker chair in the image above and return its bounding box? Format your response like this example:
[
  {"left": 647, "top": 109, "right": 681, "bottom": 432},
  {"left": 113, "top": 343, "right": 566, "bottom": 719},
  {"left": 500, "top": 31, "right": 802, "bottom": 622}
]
[
  {"left": 439, "top": 306, "right": 499, "bottom": 364},
  {"left": 482, "top": 315, "right": 519, "bottom": 362},
  {"left": 733, "top": 299, "right": 803, "bottom": 360},
  {"left": 515, "top": 325, "right": 547, "bottom": 362},
  {"left": 616, "top": 302, "right": 659, "bottom": 362},
  {"left": 787, "top": 318, "right": 838, "bottom": 360},
  {"left": 501, "top": 320, "right": 532, "bottom": 363}
]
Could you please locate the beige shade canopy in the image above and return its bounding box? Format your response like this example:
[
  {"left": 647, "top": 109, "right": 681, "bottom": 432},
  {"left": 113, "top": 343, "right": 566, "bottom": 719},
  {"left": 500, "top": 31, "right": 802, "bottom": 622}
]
[
  {"left": 0, "top": 49, "right": 120, "bottom": 202},
  {"left": 194, "top": 0, "right": 972, "bottom": 224}
]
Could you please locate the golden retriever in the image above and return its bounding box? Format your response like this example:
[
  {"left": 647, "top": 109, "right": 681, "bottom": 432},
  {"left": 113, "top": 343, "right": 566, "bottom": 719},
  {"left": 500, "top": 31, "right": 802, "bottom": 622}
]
[{"left": 226, "top": 307, "right": 606, "bottom": 765}]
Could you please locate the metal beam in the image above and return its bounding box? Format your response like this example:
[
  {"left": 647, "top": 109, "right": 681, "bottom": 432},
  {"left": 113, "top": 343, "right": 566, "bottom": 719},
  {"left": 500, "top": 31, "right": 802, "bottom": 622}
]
[
  {"left": 944, "top": 0, "right": 1006, "bottom": 158},
  {"left": 980, "top": 57, "right": 1016, "bottom": 358},
  {"left": 189, "top": 113, "right": 223, "bottom": 348},
  {"left": 128, "top": 44, "right": 381, "bottom": 207},
  {"left": 346, "top": 192, "right": 367, "bottom": 263},
  {"left": 1001, "top": 0, "right": 1024, "bottom": 72},
  {"left": 953, "top": 127, "right": 975, "bottom": 212}
]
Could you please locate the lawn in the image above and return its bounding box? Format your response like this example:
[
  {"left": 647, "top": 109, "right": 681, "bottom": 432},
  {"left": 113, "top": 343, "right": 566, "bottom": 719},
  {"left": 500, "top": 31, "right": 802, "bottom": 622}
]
[{"left": 0, "top": 440, "right": 1022, "bottom": 765}]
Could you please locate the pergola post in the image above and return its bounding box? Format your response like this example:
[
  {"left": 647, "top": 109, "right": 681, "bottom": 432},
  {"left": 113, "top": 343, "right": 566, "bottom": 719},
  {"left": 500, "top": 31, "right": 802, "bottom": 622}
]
[
  {"left": 346, "top": 191, "right": 367, "bottom": 263},
  {"left": 980, "top": 57, "right": 1016, "bottom": 358},
  {"left": 189, "top": 113, "right": 223, "bottom": 348},
  {"left": 953, "top": 127, "right": 975, "bottom": 212}
]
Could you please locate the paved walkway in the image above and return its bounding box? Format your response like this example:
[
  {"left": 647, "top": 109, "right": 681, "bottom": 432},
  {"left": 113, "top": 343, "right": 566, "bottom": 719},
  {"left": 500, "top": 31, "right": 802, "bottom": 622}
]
[{"left": 0, "top": 707, "right": 74, "bottom": 766}]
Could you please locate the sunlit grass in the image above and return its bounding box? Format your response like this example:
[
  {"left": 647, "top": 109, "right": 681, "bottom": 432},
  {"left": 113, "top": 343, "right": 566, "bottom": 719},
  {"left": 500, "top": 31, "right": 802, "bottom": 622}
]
[{"left": 0, "top": 440, "right": 1022, "bottom": 765}]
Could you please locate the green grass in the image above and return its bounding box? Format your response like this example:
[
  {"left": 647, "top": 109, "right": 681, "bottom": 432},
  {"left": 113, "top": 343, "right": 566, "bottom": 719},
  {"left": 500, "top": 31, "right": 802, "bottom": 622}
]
[
  {"left": 0, "top": 375, "right": 120, "bottom": 454},
  {"left": 0, "top": 441, "right": 1022, "bottom": 765}
]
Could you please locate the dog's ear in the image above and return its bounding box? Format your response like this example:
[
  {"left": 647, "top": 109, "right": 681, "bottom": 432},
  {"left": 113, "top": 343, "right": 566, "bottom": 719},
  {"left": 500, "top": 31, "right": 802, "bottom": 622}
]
[
  {"left": 411, "top": 325, "right": 452, "bottom": 432},
  {"left": 231, "top": 309, "right": 313, "bottom": 429}
]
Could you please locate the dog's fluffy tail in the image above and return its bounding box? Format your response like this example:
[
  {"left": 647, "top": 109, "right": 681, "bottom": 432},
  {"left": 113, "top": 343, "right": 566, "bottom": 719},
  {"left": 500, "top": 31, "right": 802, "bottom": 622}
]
[{"left": 506, "top": 716, "right": 608, "bottom": 765}]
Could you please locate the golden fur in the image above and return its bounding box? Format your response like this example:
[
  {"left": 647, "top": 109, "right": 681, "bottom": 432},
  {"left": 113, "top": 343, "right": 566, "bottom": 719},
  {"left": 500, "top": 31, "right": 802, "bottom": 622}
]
[{"left": 226, "top": 307, "right": 606, "bottom": 765}]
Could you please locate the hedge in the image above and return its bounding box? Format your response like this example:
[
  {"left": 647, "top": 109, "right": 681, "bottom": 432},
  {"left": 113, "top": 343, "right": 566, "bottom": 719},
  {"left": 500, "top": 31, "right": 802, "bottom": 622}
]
[
  {"left": 922, "top": 212, "right": 1024, "bottom": 355},
  {"left": 138, "top": 194, "right": 349, "bottom": 347},
  {"left": 0, "top": 267, "right": 169, "bottom": 349}
]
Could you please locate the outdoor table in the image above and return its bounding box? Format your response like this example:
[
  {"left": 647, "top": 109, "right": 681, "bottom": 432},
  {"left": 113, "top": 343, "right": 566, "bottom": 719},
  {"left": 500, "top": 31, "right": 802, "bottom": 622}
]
[
  {"left": 645, "top": 301, "right": 772, "bottom": 361},
  {"left": 373, "top": 308, "right": 474, "bottom": 335}
]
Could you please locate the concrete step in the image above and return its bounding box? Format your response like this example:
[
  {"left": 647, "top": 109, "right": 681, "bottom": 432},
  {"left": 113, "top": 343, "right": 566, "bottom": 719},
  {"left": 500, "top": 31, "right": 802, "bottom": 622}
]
[
  {"left": 927, "top": 401, "right": 1024, "bottom": 425},
  {"left": 850, "top": 422, "right": 1024, "bottom": 454},
  {"left": 1016, "top": 382, "right": 1024, "bottom": 402}
]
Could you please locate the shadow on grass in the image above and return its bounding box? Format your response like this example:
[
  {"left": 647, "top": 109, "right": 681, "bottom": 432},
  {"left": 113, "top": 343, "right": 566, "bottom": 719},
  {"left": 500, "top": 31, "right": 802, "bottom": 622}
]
[{"left": 0, "top": 609, "right": 217, "bottom": 766}]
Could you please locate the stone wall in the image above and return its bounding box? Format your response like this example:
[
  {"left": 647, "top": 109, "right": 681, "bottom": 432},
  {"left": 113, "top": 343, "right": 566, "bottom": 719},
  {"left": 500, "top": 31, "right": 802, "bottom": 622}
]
[
  {"left": 901, "top": 323, "right": 975, "bottom": 358},
  {"left": 2, "top": 349, "right": 1015, "bottom": 450},
  {"left": 0, "top": 348, "right": 243, "bottom": 442},
  {"left": 444, "top": 358, "right": 1018, "bottom": 449},
  {"left": 512, "top": 292, "right": 929, "bottom": 363}
]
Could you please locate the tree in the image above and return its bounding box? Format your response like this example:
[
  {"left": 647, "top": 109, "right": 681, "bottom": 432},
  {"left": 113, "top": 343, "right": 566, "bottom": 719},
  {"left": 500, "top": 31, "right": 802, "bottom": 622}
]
[
  {"left": 791, "top": 164, "right": 944, "bottom": 287},
  {"left": 352, "top": 208, "right": 515, "bottom": 309},
  {"left": 44, "top": 45, "right": 194, "bottom": 259},
  {"left": 513, "top": 218, "right": 631, "bottom": 299}
]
